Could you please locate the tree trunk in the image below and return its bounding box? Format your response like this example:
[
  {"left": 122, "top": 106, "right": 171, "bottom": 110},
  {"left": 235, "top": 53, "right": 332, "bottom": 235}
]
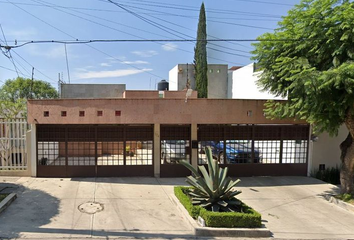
[{"left": 340, "top": 119, "right": 354, "bottom": 194}]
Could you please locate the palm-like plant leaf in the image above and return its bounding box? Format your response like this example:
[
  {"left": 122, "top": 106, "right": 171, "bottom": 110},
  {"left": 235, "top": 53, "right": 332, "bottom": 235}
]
[{"left": 179, "top": 146, "right": 242, "bottom": 212}]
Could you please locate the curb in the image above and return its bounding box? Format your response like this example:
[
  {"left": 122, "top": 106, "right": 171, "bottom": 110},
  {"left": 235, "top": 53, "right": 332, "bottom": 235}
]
[
  {"left": 323, "top": 194, "right": 354, "bottom": 214},
  {"left": 169, "top": 194, "right": 272, "bottom": 238},
  {"left": 0, "top": 193, "right": 17, "bottom": 214}
]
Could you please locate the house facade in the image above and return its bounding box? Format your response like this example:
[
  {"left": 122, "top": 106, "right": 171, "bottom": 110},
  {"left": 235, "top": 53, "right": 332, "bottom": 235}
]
[{"left": 27, "top": 90, "right": 310, "bottom": 178}]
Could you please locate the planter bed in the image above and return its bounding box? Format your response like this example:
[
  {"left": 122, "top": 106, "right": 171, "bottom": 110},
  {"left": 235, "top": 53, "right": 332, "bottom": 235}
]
[{"left": 174, "top": 186, "right": 262, "bottom": 228}]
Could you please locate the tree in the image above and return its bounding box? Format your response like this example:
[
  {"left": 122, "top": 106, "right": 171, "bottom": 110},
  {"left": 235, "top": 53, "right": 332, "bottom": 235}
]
[
  {"left": 0, "top": 77, "right": 58, "bottom": 118},
  {"left": 194, "top": 2, "right": 208, "bottom": 98},
  {"left": 252, "top": 0, "right": 354, "bottom": 194}
]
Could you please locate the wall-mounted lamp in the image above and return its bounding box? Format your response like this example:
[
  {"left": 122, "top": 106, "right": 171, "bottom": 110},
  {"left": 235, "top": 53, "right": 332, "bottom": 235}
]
[{"left": 311, "top": 134, "right": 319, "bottom": 142}]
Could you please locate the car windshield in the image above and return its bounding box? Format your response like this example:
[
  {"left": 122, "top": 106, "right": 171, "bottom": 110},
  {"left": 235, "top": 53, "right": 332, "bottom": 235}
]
[
  {"left": 165, "top": 140, "right": 186, "bottom": 145},
  {"left": 226, "top": 140, "right": 250, "bottom": 144}
]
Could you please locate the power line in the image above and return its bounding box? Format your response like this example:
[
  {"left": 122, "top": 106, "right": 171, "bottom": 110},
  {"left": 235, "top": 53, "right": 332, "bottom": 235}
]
[
  {"left": 11, "top": 50, "right": 56, "bottom": 83},
  {"left": 64, "top": 44, "right": 71, "bottom": 83},
  {"left": 0, "top": 38, "right": 312, "bottom": 49},
  {"left": 104, "top": 0, "right": 283, "bottom": 18},
  {"left": 0, "top": 0, "right": 284, "bottom": 18},
  {"left": 33, "top": 0, "right": 250, "bottom": 63},
  {"left": 104, "top": 1, "right": 277, "bottom": 30},
  {"left": 0, "top": 24, "right": 20, "bottom": 78},
  {"left": 6, "top": 0, "right": 165, "bottom": 80}
]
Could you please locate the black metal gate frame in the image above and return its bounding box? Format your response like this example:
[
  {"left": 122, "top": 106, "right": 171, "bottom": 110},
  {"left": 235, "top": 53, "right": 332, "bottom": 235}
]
[
  {"left": 37, "top": 124, "right": 154, "bottom": 177},
  {"left": 197, "top": 124, "right": 310, "bottom": 177}
]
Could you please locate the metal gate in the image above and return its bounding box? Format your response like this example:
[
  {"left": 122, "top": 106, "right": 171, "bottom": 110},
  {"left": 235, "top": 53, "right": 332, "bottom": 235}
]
[
  {"left": 160, "top": 125, "right": 191, "bottom": 177},
  {"left": 37, "top": 124, "right": 154, "bottom": 177},
  {"left": 0, "top": 118, "right": 28, "bottom": 172},
  {"left": 198, "top": 124, "right": 309, "bottom": 177}
]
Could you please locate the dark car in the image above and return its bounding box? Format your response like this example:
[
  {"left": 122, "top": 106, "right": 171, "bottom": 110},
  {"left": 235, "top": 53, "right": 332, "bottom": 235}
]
[{"left": 200, "top": 140, "right": 262, "bottom": 164}]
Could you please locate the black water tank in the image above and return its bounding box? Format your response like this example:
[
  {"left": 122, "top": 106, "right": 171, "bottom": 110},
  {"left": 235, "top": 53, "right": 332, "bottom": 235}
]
[{"left": 157, "top": 79, "right": 169, "bottom": 90}]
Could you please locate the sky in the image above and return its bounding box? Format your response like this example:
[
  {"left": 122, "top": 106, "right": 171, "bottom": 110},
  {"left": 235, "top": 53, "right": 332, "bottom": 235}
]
[{"left": 0, "top": 0, "right": 300, "bottom": 90}]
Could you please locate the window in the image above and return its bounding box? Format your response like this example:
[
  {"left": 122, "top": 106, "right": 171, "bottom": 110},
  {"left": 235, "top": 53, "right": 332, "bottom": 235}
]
[
  {"left": 217, "top": 69, "right": 220, "bottom": 73},
  {"left": 79, "top": 111, "right": 85, "bottom": 117},
  {"left": 97, "top": 111, "right": 103, "bottom": 117},
  {"left": 61, "top": 111, "right": 67, "bottom": 117},
  {"left": 115, "top": 111, "right": 121, "bottom": 116},
  {"left": 44, "top": 111, "right": 49, "bottom": 117},
  {"left": 209, "top": 69, "right": 213, "bottom": 73}
]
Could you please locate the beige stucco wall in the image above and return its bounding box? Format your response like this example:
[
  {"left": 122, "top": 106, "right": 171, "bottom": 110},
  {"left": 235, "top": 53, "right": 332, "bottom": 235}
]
[
  {"left": 123, "top": 91, "right": 159, "bottom": 98},
  {"left": 61, "top": 84, "right": 126, "bottom": 98},
  {"left": 311, "top": 125, "right": 348, "bottom": 171},
  {"left": 27, "top": 99, "right": 303, "bottom": 125}
]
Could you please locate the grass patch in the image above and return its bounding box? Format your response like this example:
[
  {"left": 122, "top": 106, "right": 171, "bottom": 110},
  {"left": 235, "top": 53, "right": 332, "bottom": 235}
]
[
  {"left": 335, "top": 193, "right": 354, "bottom": 205},
  {"left": 174, "top": 186, "right": 261, "bottom": 228},
  {"left": 0, "top": 194, "right": 9, "bottom": 202}
]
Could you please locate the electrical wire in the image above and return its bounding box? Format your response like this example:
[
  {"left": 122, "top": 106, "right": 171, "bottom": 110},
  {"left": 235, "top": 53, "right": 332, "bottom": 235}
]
[
  {"left": 32, "top": 0, "right": 250, "bottom": 63},
  {"left": 6, "top": 0, "right": 165, "bottom": 80},
  {"left": 0, "top": 38, "right": 311, "bottom": 49},
  {"left": 0, "top": 24, "right": 20, "bottom": 78}
]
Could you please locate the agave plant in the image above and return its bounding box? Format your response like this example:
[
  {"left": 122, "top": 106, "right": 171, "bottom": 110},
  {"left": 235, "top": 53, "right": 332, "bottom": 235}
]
[{"left": 179, "top": 146, "right": 242, "bottom": 212}]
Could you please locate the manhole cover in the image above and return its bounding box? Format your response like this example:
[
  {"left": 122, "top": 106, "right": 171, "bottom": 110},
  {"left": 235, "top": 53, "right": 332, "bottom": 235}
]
[{"left": 78, "top": 201, "right": 104, "bottom": 214}]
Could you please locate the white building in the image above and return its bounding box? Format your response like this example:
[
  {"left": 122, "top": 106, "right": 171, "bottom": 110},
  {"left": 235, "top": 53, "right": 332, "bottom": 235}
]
[
  {"left": 169, "top": 64, "right": 228, "bottom": 98},
  {"left": 228, "top": 63, "right": 286, "bottom": 100}
]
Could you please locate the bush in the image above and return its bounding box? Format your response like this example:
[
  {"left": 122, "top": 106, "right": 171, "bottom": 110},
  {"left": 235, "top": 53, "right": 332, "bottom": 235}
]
[
  {"left": 336, "top": 193, "right": 354, "bottom": 203},
  {"left": 174, "top": 186, "right": 201, "bottom": 219},
  {"left": 174, "top": 186, "right": 262, "bottom": 228},
  {"left": 199, "top": 207, "right": 261, "bottom": 228},
  {"left": 311, "top": 165, "right": 341, "bottom": 185}
]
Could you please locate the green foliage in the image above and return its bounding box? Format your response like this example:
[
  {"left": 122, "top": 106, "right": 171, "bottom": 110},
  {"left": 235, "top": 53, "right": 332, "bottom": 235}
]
[
  {"left": 336, "top": 193, "right": 354, "bottom": 203},
  {"left": 174, "top": 186, "right": 201, "bottom": 219},
  {"left": 194, "top": 2, "right": 208, "bottom": 98},
  {"left": 0, "top": 77, "right": 58, "bottom": 119},
  {"left": 179, "top": 147, "right": 242, "bottom": 212},
  {"left": 311, "top": 165, "right": 341, "bottom": 185},
  {"left": 199, "top": 207, "right": 262, "bottom": 228},
  {"left": 174, "top": 186, "right": 262, "bottom": 228},
  {"left": 252, "top": 0, "right": 354, "bottom": 136},
  {"left": 0, "top": 194, "right": 8, "bottom": 202}
]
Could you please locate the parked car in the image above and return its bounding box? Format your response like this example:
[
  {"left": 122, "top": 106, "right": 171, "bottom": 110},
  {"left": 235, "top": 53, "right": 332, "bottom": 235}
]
[
  {"left": 200, "top": 140, "right": 262, "bottom": 164},
  {"left": 161, "top": 140, "right": 188, "bottom": 163}
]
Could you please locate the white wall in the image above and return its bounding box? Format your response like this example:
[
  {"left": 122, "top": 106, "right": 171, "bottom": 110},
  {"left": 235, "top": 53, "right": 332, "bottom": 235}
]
[
  {"left": 311, "top": 125, "right": 348, "bottom": 171},
  {"left": 168, "top": 64, "right": 229, "bottom": 98},
  {"left": 230, "top": 63, "right": 286, "bottom": 100},
  {"left": 168, "top": 65, "right": 179, "bottom": 91}
]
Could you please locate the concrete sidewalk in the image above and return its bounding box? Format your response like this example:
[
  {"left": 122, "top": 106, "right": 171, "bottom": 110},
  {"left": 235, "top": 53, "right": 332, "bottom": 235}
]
[{"left": 0, "top": 176, "right": 354, "bottom": 239}]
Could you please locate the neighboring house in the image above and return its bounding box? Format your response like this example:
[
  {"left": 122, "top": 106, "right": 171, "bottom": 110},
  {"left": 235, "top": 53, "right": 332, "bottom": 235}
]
[
  {"left": 228, "top": 63, "right": 286, "bottom": 100},
  {"left": 169, "top": 64, "right": 228, "bottom": 98},
  {"left": 226, "top": 63, "right": 346, "bottom": 173}
]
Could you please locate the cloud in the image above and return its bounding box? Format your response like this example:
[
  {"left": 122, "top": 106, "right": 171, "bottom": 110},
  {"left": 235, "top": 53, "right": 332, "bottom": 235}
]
[
  {"left": 162, "top": 43, "right": 178, "bottom": 52},
  {"left": 26, "top": 45, "right": 76, "bottom": 59},
  {"left": 122, "top": 60, "right": 149, "bottom": 65},
  {"left": 100, "top": 63, "right": 111, "bottom": 67},
  {"left": 6, "top": 28, "right": 37, "bottom": 39},
  {"left": 74, "top": 66, "right": 93, "bottom": 72},
  {"left": 76, "top": 68, "right": 153, "bottom": 79},
  {"left": 131, "top": 50, "right": 158, "bottom": 58}
]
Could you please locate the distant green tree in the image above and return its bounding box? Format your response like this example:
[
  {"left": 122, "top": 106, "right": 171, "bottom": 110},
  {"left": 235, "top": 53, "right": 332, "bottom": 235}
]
[
  {"left": 0, "top": 77, "right": 58, "bottom": 118},
  {"left": 252, "top": 0, "right": 354, "bottom": 194},
  {"left": 194, "top": 2, "right": 208, "bottom": 98}
]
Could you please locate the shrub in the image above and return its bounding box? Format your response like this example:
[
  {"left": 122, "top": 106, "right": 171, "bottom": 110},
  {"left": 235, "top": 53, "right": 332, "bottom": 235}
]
[
  {"left": 174, "top": 186, "right": 201, "bottom": 219},
  {"left": 199, "top": 207, "right": 262, "bottom": 228},
  {"left": 311, "top": 165, "right": 341, "bottom": 185},
  {"left": 174, "top": 186, "right": 262, "bottom": 228}
]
